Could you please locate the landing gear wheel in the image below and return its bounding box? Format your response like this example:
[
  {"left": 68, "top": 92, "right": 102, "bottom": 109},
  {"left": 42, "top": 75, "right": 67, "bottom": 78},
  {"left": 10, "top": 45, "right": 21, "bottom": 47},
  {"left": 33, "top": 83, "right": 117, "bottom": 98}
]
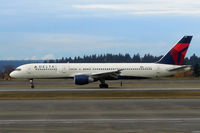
[
  {"left": 31, "top": 85, "right": 35, "bottom": 89},
  {"left": 99, "top": 84, "right": 109, "bottom": 88},
  {"left": 29, "top": 79, "right": 34, "bottom": 89}
]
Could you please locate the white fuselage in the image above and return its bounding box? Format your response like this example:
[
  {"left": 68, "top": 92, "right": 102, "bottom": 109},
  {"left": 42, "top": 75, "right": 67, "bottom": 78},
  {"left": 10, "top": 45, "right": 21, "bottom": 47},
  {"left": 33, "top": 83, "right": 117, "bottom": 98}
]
[{"left": 10, "top": 63, "right": 191, "bottom": 79}]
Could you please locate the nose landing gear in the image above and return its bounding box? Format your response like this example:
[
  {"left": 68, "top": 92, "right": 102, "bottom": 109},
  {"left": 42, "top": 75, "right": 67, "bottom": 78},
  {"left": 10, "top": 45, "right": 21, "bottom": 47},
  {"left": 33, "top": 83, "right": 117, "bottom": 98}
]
[{"left": 29, "top": 79, "right": 34, "bottom": 89}]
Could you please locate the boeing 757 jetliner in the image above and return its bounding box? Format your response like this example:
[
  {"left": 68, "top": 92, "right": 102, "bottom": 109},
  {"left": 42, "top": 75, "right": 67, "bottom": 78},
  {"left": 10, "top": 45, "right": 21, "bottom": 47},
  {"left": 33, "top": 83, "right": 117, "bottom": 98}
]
[{"left": 10, "top": 36, "right": 193, "bottom": 88}]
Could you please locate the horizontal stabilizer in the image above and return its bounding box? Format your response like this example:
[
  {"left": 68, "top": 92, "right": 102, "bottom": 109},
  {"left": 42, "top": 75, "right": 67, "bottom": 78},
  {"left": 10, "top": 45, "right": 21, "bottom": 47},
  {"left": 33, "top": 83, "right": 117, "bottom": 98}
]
[{"left": 168, "top": 65, "right": 192, "bottom": 71}]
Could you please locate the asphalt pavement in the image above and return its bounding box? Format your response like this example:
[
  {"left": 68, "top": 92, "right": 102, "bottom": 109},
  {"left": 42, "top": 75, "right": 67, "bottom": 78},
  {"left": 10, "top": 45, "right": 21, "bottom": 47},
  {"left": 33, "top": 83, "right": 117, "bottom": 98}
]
[{"left": 0, "top": 99, "right": 200, "bottom": 133}]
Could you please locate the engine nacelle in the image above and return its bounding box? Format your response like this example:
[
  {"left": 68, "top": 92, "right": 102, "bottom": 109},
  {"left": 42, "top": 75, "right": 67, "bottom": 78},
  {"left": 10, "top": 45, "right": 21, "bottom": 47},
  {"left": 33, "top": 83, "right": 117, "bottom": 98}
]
[{"left": 74, "top": 75, "right": 94, "bottom": 85}]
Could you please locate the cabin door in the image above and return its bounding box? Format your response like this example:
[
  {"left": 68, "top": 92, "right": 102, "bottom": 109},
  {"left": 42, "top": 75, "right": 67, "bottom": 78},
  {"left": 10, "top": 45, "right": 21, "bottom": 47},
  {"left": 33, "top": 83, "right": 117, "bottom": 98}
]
[
  {"left": 59, "top": 64, "right": 69, "bottom": 75},
  {"left": 27, "top": 67, "right": 32, "bottom": 75},
  {"left": 156, "top": 66, "right": 160, "bottom": 77}
]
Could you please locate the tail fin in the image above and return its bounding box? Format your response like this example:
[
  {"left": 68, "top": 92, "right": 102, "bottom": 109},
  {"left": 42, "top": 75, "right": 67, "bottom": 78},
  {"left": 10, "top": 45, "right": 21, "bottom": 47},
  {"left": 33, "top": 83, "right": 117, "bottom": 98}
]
[{"left": 157, "top": 36, "right": 192, "bottom": 65}]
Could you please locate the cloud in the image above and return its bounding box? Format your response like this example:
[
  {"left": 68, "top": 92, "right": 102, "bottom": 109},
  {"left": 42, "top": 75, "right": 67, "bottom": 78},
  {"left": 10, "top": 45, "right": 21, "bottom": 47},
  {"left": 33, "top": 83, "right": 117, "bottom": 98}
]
[
  {"left": 0, "top": 32, "right": 199, "bottom": 60},
  {"left": 31, "top": 56, "right": 38, "bottom": 60},
  {"left": 20, "top": 33, "right": 117, "bottom": 49},
  {"left": 1, "top": 0, "right": 200, "bottom": 18},
  {"left": 129, "top": 10, "right": 200, "bottom": 15},
  {"left": 73, "top": 0, "right": 200, "bottom": 15},
  {"left": 0, "top": 32, "right": 126, "bottom": 59},
  {"left": 24, "top": 56, "right": 38, "bottom": 60},
  {"left": 6, "top": 57, "right": 16, "bottom": 60},
  {"left": 23, "top": 54, "right": 55, "bottom": 60},
  {"left": 41, "top": 54, "right": 55, "bottom": 60}
]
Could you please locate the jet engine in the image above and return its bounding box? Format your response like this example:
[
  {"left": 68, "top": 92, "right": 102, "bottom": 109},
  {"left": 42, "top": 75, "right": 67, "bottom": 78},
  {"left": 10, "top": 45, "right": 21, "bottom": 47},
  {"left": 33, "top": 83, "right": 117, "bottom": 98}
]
[{"left": 74, "top": 75, "right": 94, "bottom": 85}]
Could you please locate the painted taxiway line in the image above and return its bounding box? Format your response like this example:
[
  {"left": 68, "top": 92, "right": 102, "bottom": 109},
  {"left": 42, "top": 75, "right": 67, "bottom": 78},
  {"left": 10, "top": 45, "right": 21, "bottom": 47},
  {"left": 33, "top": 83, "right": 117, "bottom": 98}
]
[
  {"left": 0, "top": 87, "right": 200, "bottom": 92},
  {"left": 1, "top": 118, "right": 200, "bottom": 124}
]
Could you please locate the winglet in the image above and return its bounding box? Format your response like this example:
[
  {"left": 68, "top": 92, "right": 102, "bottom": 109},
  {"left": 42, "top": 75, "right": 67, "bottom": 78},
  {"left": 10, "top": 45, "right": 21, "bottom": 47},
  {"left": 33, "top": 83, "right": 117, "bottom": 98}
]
[{"left": 157, "top": 36, "right": 192, "bottom": 65}]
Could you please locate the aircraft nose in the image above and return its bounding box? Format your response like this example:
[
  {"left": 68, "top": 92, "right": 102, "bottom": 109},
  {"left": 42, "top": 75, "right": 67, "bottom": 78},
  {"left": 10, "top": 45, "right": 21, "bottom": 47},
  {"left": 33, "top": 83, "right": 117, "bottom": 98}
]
[{"left": 9, "top": 71, "right": 16, "bottom": 78}]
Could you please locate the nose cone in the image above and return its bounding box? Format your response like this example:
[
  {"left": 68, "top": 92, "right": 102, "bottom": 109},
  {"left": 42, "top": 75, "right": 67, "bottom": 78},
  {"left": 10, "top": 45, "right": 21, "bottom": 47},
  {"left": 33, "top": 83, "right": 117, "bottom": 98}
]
[{"left": 9, "top": 71, "right": 16, "bottom": 78}]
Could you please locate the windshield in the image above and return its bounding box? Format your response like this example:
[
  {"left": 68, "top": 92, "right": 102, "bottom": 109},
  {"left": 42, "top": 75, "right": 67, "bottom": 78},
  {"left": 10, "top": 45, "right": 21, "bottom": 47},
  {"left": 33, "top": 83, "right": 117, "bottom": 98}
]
[{"left": 15, "top": 68, "right": 22, "bottom": 71}]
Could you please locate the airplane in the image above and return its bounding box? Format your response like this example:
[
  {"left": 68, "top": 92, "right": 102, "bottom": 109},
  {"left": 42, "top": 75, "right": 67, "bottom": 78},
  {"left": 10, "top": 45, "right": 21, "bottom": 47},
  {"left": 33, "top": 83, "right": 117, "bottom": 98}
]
[{"left": 10, "top": 36, "right": 193, "bottom": 88}]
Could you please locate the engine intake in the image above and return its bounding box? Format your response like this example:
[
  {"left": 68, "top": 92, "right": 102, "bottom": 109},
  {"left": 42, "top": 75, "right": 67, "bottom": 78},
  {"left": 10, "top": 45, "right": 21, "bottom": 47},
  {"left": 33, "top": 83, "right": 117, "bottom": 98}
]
[{"left": 74, "top": 75, "right": 94, "bottom": 85}]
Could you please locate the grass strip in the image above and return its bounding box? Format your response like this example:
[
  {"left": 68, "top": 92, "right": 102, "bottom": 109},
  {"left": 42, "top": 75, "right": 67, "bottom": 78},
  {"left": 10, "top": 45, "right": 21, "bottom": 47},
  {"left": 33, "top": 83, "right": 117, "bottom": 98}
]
[{"left": 0, "top": 90, "right": 200, "bottom": 99}]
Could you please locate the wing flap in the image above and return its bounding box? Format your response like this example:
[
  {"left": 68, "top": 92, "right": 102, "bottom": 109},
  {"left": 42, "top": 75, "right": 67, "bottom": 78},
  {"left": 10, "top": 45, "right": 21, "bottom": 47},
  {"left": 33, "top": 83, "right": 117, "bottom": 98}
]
[{"left": 91, "top": 69, "right": 121, "bottom": 79}]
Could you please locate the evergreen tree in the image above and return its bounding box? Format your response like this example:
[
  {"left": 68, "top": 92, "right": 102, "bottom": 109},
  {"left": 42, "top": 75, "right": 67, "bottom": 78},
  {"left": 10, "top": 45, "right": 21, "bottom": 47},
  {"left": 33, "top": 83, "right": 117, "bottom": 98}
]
[
  {"left": 194, "top": 63, "right": 200, "bottom": 77},
  {"left": 132, "top": 54, "right": 141, "bottom": 63}
]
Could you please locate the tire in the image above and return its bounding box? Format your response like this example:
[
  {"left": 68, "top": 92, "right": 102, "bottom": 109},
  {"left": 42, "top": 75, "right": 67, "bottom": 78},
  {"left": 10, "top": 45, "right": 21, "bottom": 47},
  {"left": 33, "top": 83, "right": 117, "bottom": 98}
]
[{"left": 99, "top": 84, "right": 109, "bottom": 88}]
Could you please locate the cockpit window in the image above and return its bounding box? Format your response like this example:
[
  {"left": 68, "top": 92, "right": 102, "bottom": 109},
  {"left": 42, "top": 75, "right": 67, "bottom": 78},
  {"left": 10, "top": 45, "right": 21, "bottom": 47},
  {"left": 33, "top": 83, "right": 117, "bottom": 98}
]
[{"left": 15, "top": 68, "right": 21, "bottom": 71}]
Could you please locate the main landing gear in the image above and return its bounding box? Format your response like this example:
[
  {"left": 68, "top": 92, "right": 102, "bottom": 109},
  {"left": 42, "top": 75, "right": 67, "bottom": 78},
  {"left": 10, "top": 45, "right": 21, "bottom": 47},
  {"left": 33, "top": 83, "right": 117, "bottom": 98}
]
[
  {"left": 99, "top": 80, "right": 109, "bottom": 88},
  {"left": 29, "top": 79, "right": 34, "bottom": 89},
  {"left": 99, "top": 84, "right": 108, "bottom": 88}
]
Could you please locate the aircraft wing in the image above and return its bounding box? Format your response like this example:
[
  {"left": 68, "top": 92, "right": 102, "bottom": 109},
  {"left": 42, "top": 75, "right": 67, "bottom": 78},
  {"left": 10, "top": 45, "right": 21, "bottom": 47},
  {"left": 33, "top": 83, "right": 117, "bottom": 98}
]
[
  {"left": 91, "top": 69, "right": 122, "bottom": 79},
  {"left": 168, "top": 65, "right": 192, "bottom": 71}
]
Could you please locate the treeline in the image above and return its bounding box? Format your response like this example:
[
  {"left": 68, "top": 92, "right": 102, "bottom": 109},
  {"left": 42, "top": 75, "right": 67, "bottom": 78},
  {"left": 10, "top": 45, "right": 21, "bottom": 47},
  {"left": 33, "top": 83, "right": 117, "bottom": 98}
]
[
  {"left": 45, "top": 53, "right": 200, "bottom": 77},
  {"left": 0, "top": 65, "right": 14, "bottom": 80},
  {"left": 45, "top": 53, "right": 199, "bottom": 65},
  {"left": 46, "top": 53, "right": 162, "bottom": 63}
]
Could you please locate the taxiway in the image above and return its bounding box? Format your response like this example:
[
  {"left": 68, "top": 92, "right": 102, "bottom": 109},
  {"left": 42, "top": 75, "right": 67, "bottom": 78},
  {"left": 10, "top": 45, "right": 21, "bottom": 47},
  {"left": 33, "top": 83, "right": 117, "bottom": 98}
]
[
  {"left": 0, "top": 99, "right": 200, "bottom": 133},
  {"left": 0, "top": 79, "right": 200, "bottom": 132}
]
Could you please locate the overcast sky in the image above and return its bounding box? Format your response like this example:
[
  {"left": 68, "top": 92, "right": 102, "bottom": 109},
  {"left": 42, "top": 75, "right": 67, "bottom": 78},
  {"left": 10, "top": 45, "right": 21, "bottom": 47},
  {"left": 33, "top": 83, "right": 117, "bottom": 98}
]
[{"left": 0, "top": 0, "right": 200, "bottom": 60}]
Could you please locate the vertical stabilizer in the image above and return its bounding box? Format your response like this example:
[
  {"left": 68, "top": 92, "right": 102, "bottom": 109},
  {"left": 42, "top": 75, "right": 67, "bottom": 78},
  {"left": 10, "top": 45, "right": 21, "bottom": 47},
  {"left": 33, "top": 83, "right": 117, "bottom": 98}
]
[{"left": 157, "top": 36, "right": 192, "bottom": 65}]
